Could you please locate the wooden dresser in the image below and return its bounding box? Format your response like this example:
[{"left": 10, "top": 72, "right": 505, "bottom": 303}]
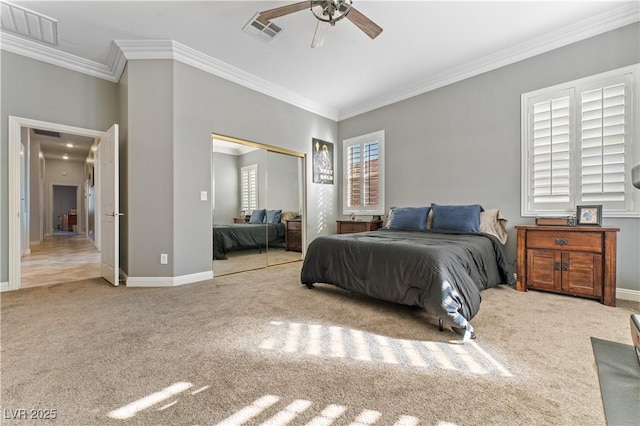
[
  {"left": 336, "top": 219, "right": 383, "bottom": 234},
  {"left": 515, "top": 225, "right": 619, "bottom": 306},
  {"left": 285, "top": 219, "right": 302, "bottom": 252}
]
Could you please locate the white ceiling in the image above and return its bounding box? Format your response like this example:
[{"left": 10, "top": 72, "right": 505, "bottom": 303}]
[
  {"left": 31, "top": 130, "right": 94, "bottom": 162},
  {"left": 3, "top": 1, "right": 639, "bottom": 121}
]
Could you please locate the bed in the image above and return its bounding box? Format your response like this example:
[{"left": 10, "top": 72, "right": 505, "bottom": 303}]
[
  {"left": 213, "top": 209, "right": 296, "bottom": 260},
  {"left": 300, "top": 204, "right": 515, "bottom": 339},
  {"left": 213, "top": 222, "right": 285, "bottom": 260}
]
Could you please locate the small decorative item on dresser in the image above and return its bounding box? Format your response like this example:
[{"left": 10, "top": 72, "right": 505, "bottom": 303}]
[
  {"left": 535, "top": 217, "right": 573, "bottom": 226},
  {"left": 576, "top": 205, "right": 602, "bottom": 226}
]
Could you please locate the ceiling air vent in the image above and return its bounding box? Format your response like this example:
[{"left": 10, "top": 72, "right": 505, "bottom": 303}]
[
  {"left": 33, "top": 129, "right": 61, "bottom": 138},
  {"left": 0, "top": 1, "right": 58, "bottom": 46},
  {"left": 243, "top": 13, "right": 283, "bottom": 43}
]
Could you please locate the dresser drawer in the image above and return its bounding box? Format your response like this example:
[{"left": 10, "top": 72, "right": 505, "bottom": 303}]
[
  {"left": 527, "top": 231, "right": 603, "bottom": 253},
  {"left": 339, "top": 222, "right": 367, "bottom": 233},
  {"left": 287, "top": 220, "right": 301, "bottom": 231}
]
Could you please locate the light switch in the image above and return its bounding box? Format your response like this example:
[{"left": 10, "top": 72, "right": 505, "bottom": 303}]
[{"left": 200, "top": 191, "right": 207, "bottom": 201}]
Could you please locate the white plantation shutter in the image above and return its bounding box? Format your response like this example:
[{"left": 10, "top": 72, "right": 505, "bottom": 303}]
[
  {"left": 347, "top": 144, "right": 361, "bottom": 208},
  {"left": 343, "top": 130, "right": 385, "bottom": 215},
  {"left": 522, "top": 65, "right": 638, "bottom": 217},
  {"left": 580, "top": 80, "right": 628, "bottom": 209},
  {"left": 531, "top": 94, "right": 572, "bottom": 209},
  {"left": 241, "top": 164, "right": 258, "bottom": 212}
]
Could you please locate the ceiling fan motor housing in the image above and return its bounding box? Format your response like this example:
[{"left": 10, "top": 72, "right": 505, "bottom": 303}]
[{"left": 311, "top": 0, "right": 352, "bottom": 25}]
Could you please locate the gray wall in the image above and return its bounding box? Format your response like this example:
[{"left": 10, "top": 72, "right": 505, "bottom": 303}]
[
  {"left": 171, "top": 61, "right": 338, "bottom": 277},
  {"left": 267, "top": 151, "right": 302, "bottom": 214},
  {"left": 125, "top": 60, "right": 175, "bottom": 277},
  {"left": 212, "top": 152, "right": 240, "bottom": 225},
  {"left": 338, "top": 23, "right": 640, "bottom": 292},
  {"left": 0, "top": 51, "right": 119, "bottom": 282},
  {"left": 213, "top": 150, "right": 300, "bottom": 225}
]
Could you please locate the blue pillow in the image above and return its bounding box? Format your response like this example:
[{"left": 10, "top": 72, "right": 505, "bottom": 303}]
[
  {"left": 264, "top": 209, "right": 282, "bottom": 224},
  {"left": 431, "top": 203, "right": 483, "bottom": 233},
  {"left": 387, "top": 206, "right": 430, "bottom": 231},
  {"left": 249, "top": 209, "right": 266, "bottom": 223}
]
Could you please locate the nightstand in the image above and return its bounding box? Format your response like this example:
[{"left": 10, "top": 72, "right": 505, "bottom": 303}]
[
  {"left": 515, "top": 225, "right": 619, "bottom": 306},
  {"left": 233, "top": 217, "right": 249, "bottom": 224},
  {"left": 336, "top": 220, "right": 383, "bottom": 234},
  {"left": 285, "top": 219, "right": 302, "bottom": 252}
]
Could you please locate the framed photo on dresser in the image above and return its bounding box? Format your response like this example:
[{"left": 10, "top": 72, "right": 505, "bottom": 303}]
[{"left": 576, "top": 205, "right": 602, "bottom": 226}]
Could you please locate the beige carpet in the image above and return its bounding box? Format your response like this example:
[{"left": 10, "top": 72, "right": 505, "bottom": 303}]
[{"left": 1, "top": 261, "right": 638, "bottom": 425}]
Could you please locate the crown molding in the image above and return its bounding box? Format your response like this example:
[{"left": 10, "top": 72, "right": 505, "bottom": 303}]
[
  {"left": 0, "top": 30, "right": 117, "bottom": 82},
  {"left": 1, "top": 2, "right": 637, "bottom": 122},
  {"left": 114, "top": 40, "right": 339, "bottom": 121},
  {"left": 338, "top": 2, "right": 640, "bottom": 120}
]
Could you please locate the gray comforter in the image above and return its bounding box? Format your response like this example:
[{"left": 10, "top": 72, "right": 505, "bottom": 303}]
[
  {"left": 300, "top": 229, "right": 514, "bottom": 332},
  {"left": 213, "top": 223, "right": 285, "bottom": 260}
]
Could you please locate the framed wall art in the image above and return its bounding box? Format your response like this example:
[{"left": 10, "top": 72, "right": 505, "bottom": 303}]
[{"left": 312, "top": 138, "right": 334, "bottom": 184}]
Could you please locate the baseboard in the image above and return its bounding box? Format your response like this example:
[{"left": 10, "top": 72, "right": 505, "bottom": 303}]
[
  {"left": 30, "top": 240, "right": 41, "bottom": 246},
  {"left": 617, "top": 288, "right": 640, "bottom": 302},
  {"left": 126, "top": 270, "right": 213, "bottom": 287},
  {"left": 0, "top": 282, "right": 9, "bottom": 292}
]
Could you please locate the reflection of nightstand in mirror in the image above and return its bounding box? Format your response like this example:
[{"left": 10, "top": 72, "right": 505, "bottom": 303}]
[
  {"left": 233, "top": 217, "right": 249, "bottom": 224},
  {"left": 285, "top": 219, "right": 302, "bottom": 252}
]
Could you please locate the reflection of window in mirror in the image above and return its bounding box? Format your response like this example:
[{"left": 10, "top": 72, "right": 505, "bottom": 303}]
[{"left": 241, "top": 164, "right": 258, "bottom": 213}]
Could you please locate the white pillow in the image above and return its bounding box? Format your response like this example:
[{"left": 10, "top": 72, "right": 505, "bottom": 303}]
[{"left": 479, "top": 209, "right": 508, "bottom": 244}]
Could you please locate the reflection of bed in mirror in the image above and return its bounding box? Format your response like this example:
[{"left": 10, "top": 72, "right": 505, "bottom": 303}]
[
  {"left": 213, "top": 209, "right": 300, "bottom": 260},
  {"left": 212, "top": 134, "right": 305, "bottom": 275},
  {"left": 213, "top": 222, "right": 285, "bottom": 260}
]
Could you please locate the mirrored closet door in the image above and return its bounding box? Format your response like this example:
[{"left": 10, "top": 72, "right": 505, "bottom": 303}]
[
  {"left": 265, "top": 150, "right": 304, "bottom": 267},
  {"left": 212, "top": 134, "right": 305, "bottom": 276}
]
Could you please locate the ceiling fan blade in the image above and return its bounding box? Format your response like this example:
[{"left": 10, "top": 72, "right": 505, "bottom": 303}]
[
  {"left": 346, "top": 6, "right": 383, "bottom": 39},
  {"left": 258, "top": 1, "right": 311, "bottom": 23},
  {"left": 311, "top": 21, "right": 330, "bottom": 48}
]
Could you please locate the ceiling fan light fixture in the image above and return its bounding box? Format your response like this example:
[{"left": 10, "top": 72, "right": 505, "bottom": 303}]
[
  {"left": 254, "top": 0, "right": 382, "bottom": 48},
  {"left": 311, "top": 0, "right": 352, "bottom": 25},
  {"left": 311, "top": 21, "right": 329, "bottom": 48}
]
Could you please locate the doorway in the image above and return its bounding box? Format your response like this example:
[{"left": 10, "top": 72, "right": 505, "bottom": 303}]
[
  {"left": 6, "top": 117, "right": 117, "bottom": 291},
  {"left": 52, "top": 185, "right": 78, "bottom": 234}
]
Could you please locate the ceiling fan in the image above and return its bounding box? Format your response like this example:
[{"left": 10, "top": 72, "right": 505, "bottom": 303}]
[{"left": 257, "top": 0, "right": 383, "bottom": 48}]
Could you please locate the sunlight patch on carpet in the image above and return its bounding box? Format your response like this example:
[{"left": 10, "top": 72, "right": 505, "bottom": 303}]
[
  {"left": 107, "top": 382, "right": 193, "bottom": 419},
  {"left": 214, "top": 394, "right": 422, "bottom": 426},
  {"left": 259, "top": 321, "right": 512, "bottom": 377}
]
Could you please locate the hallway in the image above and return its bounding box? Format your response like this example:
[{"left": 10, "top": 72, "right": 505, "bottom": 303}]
[{"left": 20, "top": 233, "right": 101, "bottom": 288}]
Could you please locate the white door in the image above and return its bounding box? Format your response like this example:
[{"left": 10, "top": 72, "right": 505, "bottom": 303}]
[
  {"left": 100, "top": 124, "right": 120, "bottom": 286},
  {"left": 20, "top": 143, "right": 28, "bottom": 256}
]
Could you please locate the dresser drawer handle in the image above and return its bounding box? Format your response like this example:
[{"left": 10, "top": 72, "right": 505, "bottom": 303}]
[{"left": 555, "top": 238, "right": 568, "bottom": 245}]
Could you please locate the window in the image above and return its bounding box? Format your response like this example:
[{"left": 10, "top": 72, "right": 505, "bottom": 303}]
[
  {"left": 241, "top": 164, "right": 258, "bottom": 212},
  {"left": 343, "top": 130, "right": 385, "bottom": 215},
  {"left": 521, "top": 65, "right": 639, "bottom": 217}
]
